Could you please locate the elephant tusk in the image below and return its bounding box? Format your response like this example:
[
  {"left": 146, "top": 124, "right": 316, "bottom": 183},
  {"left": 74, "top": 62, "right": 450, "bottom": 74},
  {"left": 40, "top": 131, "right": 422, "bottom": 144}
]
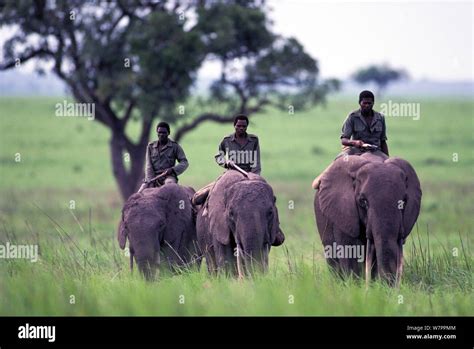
[
  {"left": 365, "top": 239, "right": 374, "bottom": 290},
  {"left": 395, "top": 240, "right": 404, "bottom": 288},
  {"left": 236, "top": 246, "right": 245, "bottom": 280}
]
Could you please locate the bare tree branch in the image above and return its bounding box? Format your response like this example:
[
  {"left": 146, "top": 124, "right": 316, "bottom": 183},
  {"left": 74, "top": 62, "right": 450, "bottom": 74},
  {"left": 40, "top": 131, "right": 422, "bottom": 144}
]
[
  {"left": 174, "top": 113, "right": 235, "bottom": 142},
  {"left": 173, "top": 97, "right": 269, "bottom": 142},
  {"left": 0, "top": 48, "right": 50, "bottom": 70},
  {"left": 121, "top": 100, "right": 136, "bottom": 126}
]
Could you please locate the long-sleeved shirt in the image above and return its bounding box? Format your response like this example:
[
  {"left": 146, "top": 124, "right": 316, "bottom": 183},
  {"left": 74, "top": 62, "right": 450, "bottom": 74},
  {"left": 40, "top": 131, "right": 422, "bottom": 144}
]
[
  {"left": 214, "top": 133, "right": 261, "bottom": 174},
  {"left": 145, "top": 139, "right": 188, "bottom": 181}
]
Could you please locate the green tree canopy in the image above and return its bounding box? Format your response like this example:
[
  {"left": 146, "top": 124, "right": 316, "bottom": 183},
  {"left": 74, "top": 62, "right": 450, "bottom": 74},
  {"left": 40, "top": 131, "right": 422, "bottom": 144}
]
[{"left": 352, "top": 64, "right": 407, "bottom": 96}]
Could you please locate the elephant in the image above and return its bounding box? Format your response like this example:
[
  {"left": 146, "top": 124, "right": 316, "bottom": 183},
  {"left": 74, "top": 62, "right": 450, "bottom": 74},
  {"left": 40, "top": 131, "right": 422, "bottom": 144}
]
[
  {"left": 197, "top": 170, "right": 285, "bottom": 277},
  {"left": 313, "top": 152, "right": 421, "bottom": 286},
  {"left": 117, "top": 183, "right": 200, "bottom": 280}
]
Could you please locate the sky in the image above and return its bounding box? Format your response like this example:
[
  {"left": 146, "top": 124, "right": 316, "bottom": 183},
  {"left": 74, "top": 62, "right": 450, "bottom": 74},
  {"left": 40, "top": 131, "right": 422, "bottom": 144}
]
[
  {"left": 270, "top": 0, "right": 473, "bottom": 81},
  {"left": 201, "top": 0, "right": 473, "bottom": 81},
  {"left": 1, "top": 0, "right": 472, "bottom": 82}
]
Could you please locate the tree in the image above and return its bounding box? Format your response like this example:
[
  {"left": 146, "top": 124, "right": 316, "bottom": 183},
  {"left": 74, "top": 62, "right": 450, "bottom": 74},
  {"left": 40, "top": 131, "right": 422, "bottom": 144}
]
[
  {"left": 0, "top": 0, "right": 339, "bottom": 200},
  {"left": 352, "top": 64, "right": 407, "bottom": 96}
]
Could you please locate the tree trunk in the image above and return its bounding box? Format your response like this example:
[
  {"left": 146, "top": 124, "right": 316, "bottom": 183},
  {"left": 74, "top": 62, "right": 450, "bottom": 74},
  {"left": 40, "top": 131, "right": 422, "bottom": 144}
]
[{"left": 110, "top": 124, "right": 150, "bottom": 201}]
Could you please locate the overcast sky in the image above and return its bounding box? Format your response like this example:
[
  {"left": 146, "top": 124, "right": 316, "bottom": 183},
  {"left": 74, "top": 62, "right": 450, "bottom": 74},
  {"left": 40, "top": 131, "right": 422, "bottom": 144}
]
[
  {"left": 201, "top": 0, "right": 473, "bottom": 81},
  {"left": 1, "top": 0, "right": 472, "bottom": 82},
  {"left": 269, "top": 0, "right": 473, "bottom": 81}
]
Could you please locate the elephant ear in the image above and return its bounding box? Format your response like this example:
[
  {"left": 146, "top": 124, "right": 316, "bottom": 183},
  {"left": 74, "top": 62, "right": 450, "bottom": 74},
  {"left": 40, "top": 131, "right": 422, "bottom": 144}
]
[
  {"left": 211, "top": 183, "right": 239, "bottom": 245},
  {"left": 269, "top": 195, "right": 285, "bottom": 246},
  {"left": 318, "top": 156, "right": 369, "bottom": 238},
  {"left": 118, "top": 217, "right": 127, "bottom": 249},
  {"left": 385, "top": 157, "right": 422, "bottom": 239}
]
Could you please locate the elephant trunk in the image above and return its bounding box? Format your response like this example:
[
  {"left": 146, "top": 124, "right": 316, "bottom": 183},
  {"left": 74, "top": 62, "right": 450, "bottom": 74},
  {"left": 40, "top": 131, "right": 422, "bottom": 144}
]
[
  {"left": 240, "top": 246, "right": 268, "bottom": 276},
  {"left": 373, "top": 234, "right": 399, "bottom": 286},
  {"left": 235, "top": 220, "right": 268, "bottom": 276}
]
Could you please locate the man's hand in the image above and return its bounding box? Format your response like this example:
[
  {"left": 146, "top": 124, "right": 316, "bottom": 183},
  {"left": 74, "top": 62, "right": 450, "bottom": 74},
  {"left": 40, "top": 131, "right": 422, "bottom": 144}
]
[
  {"left": 162, "top": 168, "right": 174, "bottom": 176},
  {"left": 225, "top": 160, "right": 236, "bottom": 169},
  {"left": 352, "top": 140, "right": 365, "bottom": 148}
]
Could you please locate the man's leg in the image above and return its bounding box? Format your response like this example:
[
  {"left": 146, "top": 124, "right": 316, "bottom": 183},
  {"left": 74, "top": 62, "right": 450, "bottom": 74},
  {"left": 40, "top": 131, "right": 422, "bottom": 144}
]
[{"left": 192, "top": 181, "right": 215, "bottom": 205}]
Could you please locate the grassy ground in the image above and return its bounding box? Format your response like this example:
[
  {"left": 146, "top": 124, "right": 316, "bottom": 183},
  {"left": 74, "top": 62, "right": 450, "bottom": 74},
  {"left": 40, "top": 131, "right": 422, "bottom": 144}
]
[{"left": 0, "top": 96, "right": 472, "bottom": 315}]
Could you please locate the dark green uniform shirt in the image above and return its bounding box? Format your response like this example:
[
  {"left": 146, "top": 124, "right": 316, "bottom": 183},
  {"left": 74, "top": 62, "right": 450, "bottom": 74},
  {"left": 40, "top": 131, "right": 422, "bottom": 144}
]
[
  {"left": 145, "top": 139, "right": 188, "bottom": 181},
  {"left": 340, "top": 109, "right": 387, "bottom": 147},
  {"left": 214, "top": 133, "right": 261, "bottom": 174}
]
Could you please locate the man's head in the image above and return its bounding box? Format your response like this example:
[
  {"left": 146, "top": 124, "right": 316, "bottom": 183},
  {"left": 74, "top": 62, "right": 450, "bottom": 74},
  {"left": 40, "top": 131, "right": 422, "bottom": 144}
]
[
  {"left": 359, "top": 90, "right": 375, "bottom": 115},
  {"left": 156, "top": 122, "right": 170, "bottom": 143},
  {"left": 233, "top": 114, "right": 249, "bottom": 137}
]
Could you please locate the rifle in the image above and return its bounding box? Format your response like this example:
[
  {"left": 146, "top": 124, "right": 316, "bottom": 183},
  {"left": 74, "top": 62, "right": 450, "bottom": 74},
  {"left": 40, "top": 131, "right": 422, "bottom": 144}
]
[
  {"left": 137, "top": 171, "right": 171, "bottom": 193},
  {"left": 227, "top": 161, "right": 249, "bottom": 178},
  {"left": 361, "top": 143, "right": 379, "bottom": 151}
]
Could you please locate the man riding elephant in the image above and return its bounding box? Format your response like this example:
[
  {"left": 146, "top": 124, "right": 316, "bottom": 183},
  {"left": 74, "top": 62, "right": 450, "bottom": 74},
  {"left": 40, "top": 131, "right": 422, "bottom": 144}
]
[
  {"left": 138, "top": 121, "right": 189, "bottom": 193},
  {"left": 214, "top": 114, "right": 261, "bottom": 175},
  {"left": 193, "top": 114, "right": 261, "bottom": 205},
  {"left": 338, "top": 90, "right": 389, "bottom": 159},
  {"left": 313, "top": 90, "right": 388, "bottom": 189}
]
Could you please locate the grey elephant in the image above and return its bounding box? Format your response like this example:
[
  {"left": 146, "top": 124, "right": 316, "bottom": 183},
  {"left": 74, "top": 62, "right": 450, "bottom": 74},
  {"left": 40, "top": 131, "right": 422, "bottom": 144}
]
[
  {"left": 197, "top": 170, "right": 285, "bottom": 277},
  {"left": 118, "top": 183, "right": 200, "bottom": 280},
  {"left": 313, "top": 153, "right": 421, "bottom": 286}
]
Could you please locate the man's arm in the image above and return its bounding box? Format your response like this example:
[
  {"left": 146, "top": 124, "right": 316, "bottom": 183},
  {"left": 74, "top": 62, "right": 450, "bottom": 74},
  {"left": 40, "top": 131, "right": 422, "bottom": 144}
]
[
  {"left": 381, "top": 140, "right": 389, "bottom": 156},
  {"left": 341, "top": 138, "right": 364, "bottom": 148},
  {"left": 214, "top": 139, "right": 227, "bottom": 168},
  {"left": 172, "top": 144, "right": 189, "bottom": 176},
  {"left": 380, "top": 116, "right": 389, "bottom": 156},
  {"left": 340, "top": 115, "right": 363, "bottom": 148},
  {"left": 251, "top": 138, "right": 261, "bottom": 175},
  {"left": 144, "top": 145, "right": 155, "bottom": 181}
]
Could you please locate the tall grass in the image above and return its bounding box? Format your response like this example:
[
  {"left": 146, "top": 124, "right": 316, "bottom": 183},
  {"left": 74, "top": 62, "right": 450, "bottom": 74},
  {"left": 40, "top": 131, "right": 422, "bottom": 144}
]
[{"left": 0, "top": 210, "right": 471, "bottom": 316}]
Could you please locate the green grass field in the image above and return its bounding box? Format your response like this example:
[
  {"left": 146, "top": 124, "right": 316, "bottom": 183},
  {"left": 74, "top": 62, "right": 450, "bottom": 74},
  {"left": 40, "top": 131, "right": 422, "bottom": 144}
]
[{"left": 0, "top": 96, "right": 472, "bottom": 315}]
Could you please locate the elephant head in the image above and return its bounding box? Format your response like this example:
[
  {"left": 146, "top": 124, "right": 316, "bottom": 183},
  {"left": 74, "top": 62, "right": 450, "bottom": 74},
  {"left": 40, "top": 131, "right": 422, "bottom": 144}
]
[
  {"left": 317, "top": 155, "right": 421, "bottom": 286},
  {"left": 221, "top": 179, "right": 284, "bottom": 276}
]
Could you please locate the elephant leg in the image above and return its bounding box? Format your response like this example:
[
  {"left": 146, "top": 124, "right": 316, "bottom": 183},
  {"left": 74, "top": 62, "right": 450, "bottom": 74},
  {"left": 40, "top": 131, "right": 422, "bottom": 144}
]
[
  {"left": 315, "top": 194, "right": 342, "bottom": 274},
  {"left": 215, "top": 242, "right": 237, "bottom": 276},
  {"left": 333, "top": 227, "right": 364, "bottom": 279},
  {"left": 315, "top": 214, "right": 341, "bottom": 275},
  {"left": 205, "top": 246, "right": 218, "bottom": 276},
  {"left": 186, "top": 240, "right": 203, "bottom": 271},
  {"left": 161, "top": 241, "right": 185, "bottom": 274},
  {"left": 198, "top": 241, "right": 217, "bottom": 275}
]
